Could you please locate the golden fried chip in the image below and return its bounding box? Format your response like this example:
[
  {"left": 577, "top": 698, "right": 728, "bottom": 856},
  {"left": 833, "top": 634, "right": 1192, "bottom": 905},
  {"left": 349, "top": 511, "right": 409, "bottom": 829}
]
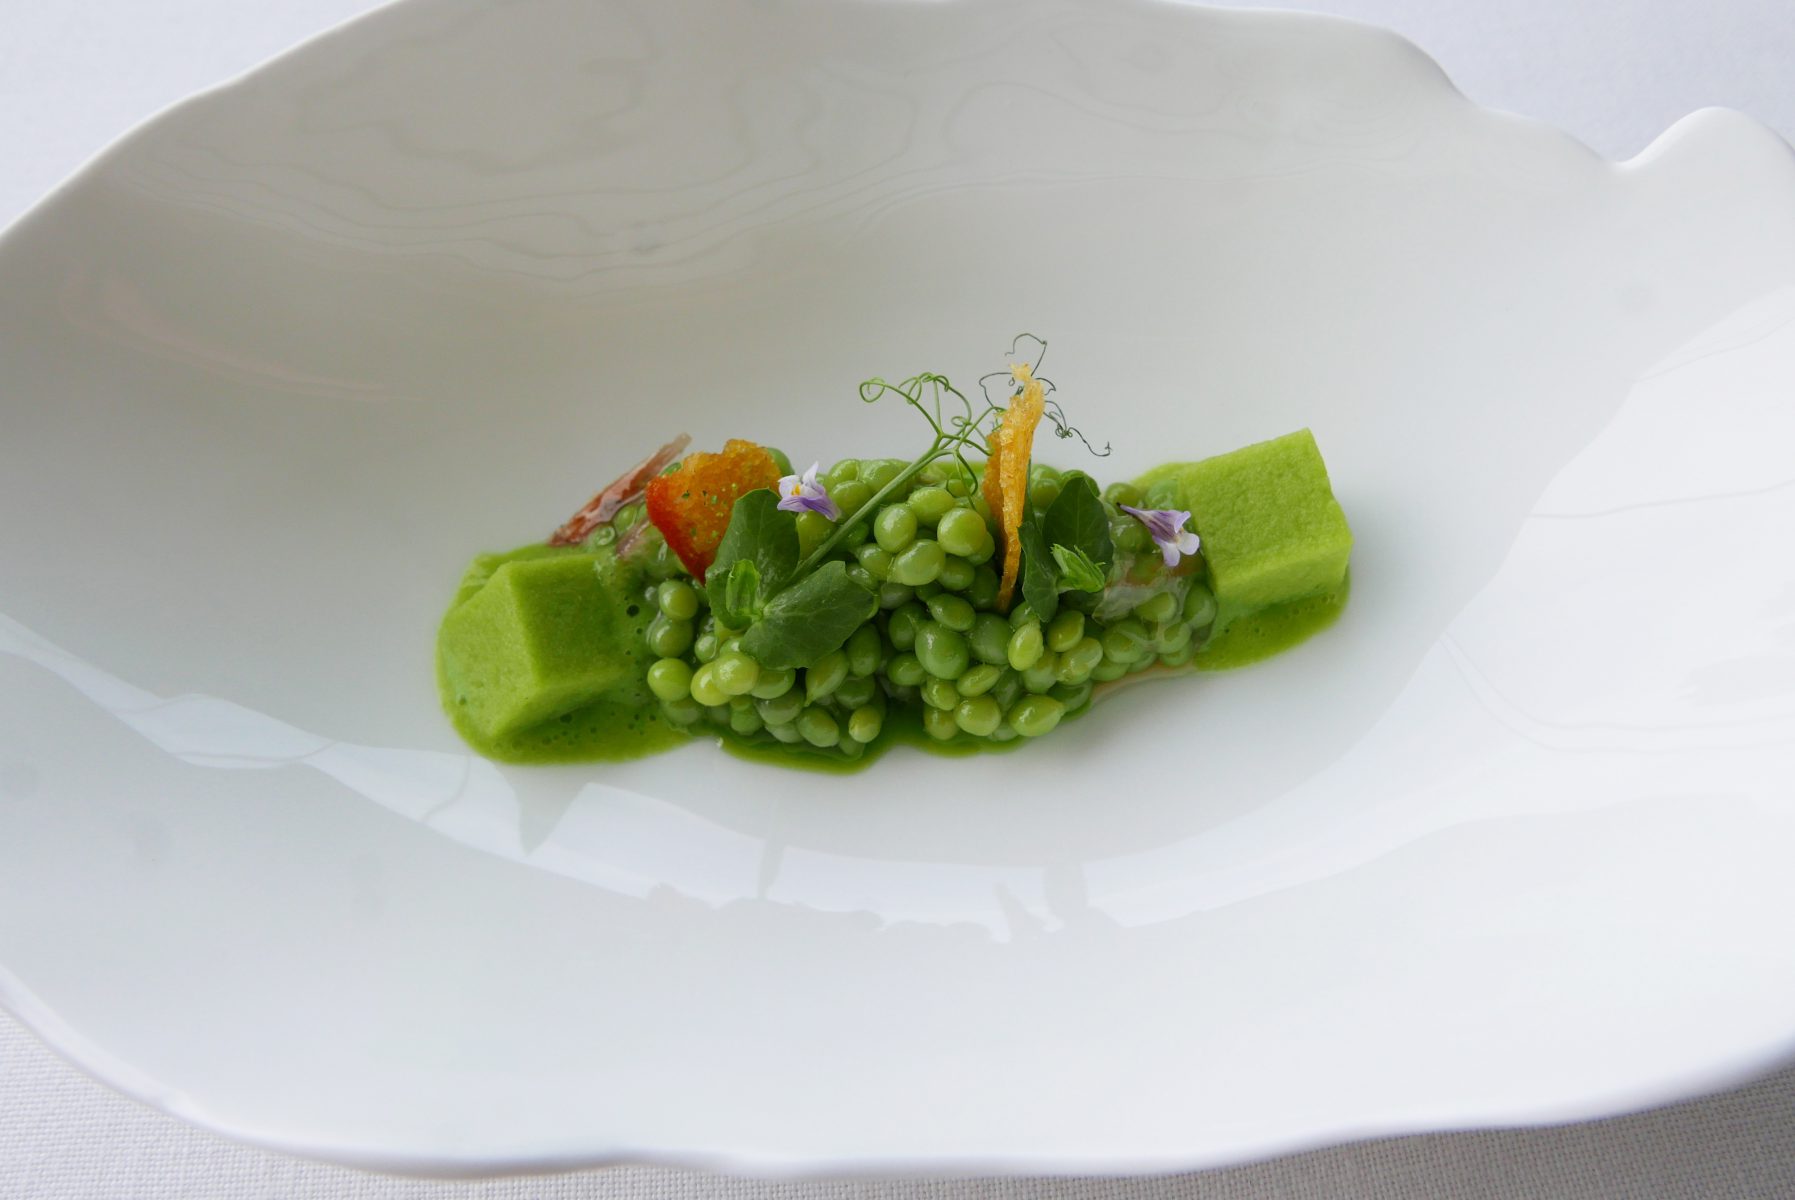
[{"left": 993, "top": 362, "right": 1046, "bottom": 610}]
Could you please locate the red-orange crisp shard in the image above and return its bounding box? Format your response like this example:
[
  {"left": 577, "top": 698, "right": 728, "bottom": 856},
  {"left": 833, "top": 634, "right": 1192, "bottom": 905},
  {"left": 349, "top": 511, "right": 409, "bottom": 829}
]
[{"left": 644, "top": 439, "right": 783, "bottom": 581}]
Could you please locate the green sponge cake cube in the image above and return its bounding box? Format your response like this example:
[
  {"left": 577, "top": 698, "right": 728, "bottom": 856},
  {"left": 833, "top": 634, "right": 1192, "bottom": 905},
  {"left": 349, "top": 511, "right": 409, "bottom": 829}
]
[
  {"left": 437, "top": 554, "right": 630, "bottom": 740},
  {"left": 1184, "top": 428, "right": 1352, "bottom": 612}
]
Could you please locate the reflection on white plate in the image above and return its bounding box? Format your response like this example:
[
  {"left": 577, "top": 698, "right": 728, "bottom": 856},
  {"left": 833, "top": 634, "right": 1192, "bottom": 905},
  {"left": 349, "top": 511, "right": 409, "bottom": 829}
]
[{"left": 2, "top": 0, "right": 1795, "bottom": 1177}]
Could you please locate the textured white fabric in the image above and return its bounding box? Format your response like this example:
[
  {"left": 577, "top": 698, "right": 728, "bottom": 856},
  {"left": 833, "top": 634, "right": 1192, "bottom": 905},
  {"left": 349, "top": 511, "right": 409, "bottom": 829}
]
[{"left": 5, "top": 0, "right": 1795, "bottom": 1196}]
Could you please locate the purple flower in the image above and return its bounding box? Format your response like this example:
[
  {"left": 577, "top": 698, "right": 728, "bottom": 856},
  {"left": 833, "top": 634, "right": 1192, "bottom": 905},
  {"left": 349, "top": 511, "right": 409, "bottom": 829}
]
[
  {"left": 776, "top": 462, "right": 840, "bottom": 520},
  {"left": 1121, "top": 504, "right": 1201, "bottom": 568}
]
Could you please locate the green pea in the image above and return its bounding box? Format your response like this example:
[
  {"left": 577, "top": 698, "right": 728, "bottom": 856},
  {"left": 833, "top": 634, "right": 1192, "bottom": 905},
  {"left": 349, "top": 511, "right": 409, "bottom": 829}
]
[
  {"left": 1160, "top": 642, "right": 1198, "bottom": 668},
  {"left": 856, "top": 543, "right": 894, "bottom": 580},
  {"left": 756, "top": 689, "right": 804, "bottom": 726},
  {"left": 921, "top": 677, "right": 961, "bottom": 710},
  {"left": 692, "top": 630, "right": 720, "bottom": 663},
  {"left": 874, "top": 504, "right": 919, "bottom": 553},
  {"left": 729, "top": 706, "right": 764, "bottom": 735},
  {"left": 1182, "top": 583, "right": 1217, "bottom": 626},
  {"left": 742, "top": 668, "right": 790, "bottom": 702},
  {"left": 806, "top": 650, "right": 850, "bottom": 701},
  {"left": 646, "top": 658, "right": 693, "bottom": 702},
  {"left": 991, "top": 725, "right": 1020, "bottom": 743},
  {"left": 1030, "top": 478, "right": 1063, "bottom": 510},
  {"left": 937, "top": 556, "right": 975, "bottom": 592},
  {"left": 843, "top": 518, "right": 872, "bottom": 548},
  {"left": 962, "top": 531, "right": 996, "bottom": 566},
  {"left": 914, "top": 580, "right": 942, "bottom": 600},
  {"left": 859, "top": 458, "right": 906, "bottom": 493},
  {"left": 767, "top": 721, "right": 803, "bottom": 743},
  {"left": 689, "top": 662, "right": 730, "bottom": 707},
  {"left": 823, "top": 458, "right": 860, "bottom": 486},
  {"left": 644, "top": 537, "right": 679, "bottom": 581},
  {"left": 848, "top": 704, "right": 884, "bottom": 744},
  {"left": 887, "top": 602, "right": 926, "bottom": 651},
  {"left": 1143, "top": 477, "right": 1183, "bottom": 510},
  {"left": 1101, "top": 618, "right": 1152, "bottom": 664},
  {"left": 712, "top": 652, "right": 761, "bottom": 696},
  {"left": 914, "top": 621, "right": 971, "bottom": 679},
  {"left": 944, "top": 476, "right": 972, "bottom": 498},
  {"left": 968, "top": 613, "right": 1012, "bottom": 665},
  {"left": 878, "top": 581, "right": 914, "bottom": 610},
  {"left": 1156, "top": 621, "right": 1194, "bottom": 655},
  {"left": 990, "top": 668, "right": 1023, "bottom": 711},
  {"left": 926, "top": 593, "right": 975, "bottom": 632},
  {"left": 833, "top": 479, "right": 874, "bottom": 516},
  {"left": 718, "top": 634, "right": 744, "bottom": 653},
  {"left": 921, "top": 706, "right": 960, "bottom": 741},
  {"left": 835, "top": 674, "right": 877, "bottom": 709},
  {"left": 971, "top": 494, "right": 993, "bottom": 522},
  {"left": 646, "top": 614, "right": 694, "bottom": 658},
  {"left": 845, "top": 624, "right": 883, "bottom": 677},
  {"left": 657, "top": 579, "right": 700, "bottom": 621},
  {"left": 1021, "top": 656, "right": 1059, "bottom": 694},
  {"left": 765, "top": 446, "right": 794, "bottom": 477},
  {"left": 936, "top": 508, "right": 988, "bottom": 558},
  {"left": 796, "top": 510, "right": 831, "bottom": 556},
  {"left": 1007, "top": 621, "right": 1045, "bottom": 670},
  {"left": 845, "top": 564, "right": 876, "bottom": 592},
  {"left": 1092, "top": 658, "right": 1129, "bottom": 682},
  {"left": 889, "top": 539, "right": 946, "bottom": 586},
  {"left": 886, "top": 651, "right": 927, "bottom": 687},
  {"left": 1115, "top": 519, "right": 1152, "bottom": 555},
  {"left": 661, "top": 696, "right": 703, "bottom": 725},
  {"left": 957, "top": 662, "right": 1004, "bottom": 697},
  {"left": 1135, "top": 590, "right": 1179, "bottom": 624},
  {"left": 1007, "top": 695, "right": 1066, "bottom": 738},
  {"left": 954, "top": 695, "right": 1003, "bottom": 737},
  {"left": 1056, "top": 636, "right": 1103, "bottom": 683},
  {"left": 611, "top": 502, "right": 642, "bottom": 530},
  {"left": 1103, "top": 481, "right": 1143, "bottom": 508},
  {"left": 906, "top": 486, "right": 956, "bottom": 524},
  {"left": 1052, "top": 680, "right": 1093, "bottom": 712},
  {"left": 797, "top": 708, "right": 841, "bottom": 748},
  {"left": 1046, "top": 610, "right": 1085, "bottom": 653},
  {"left": 1009, "top": 602, "right": 1041, "bottom": 629},
  {"left": 966, "top": 566, "right": 1000, "bottom": 610}
]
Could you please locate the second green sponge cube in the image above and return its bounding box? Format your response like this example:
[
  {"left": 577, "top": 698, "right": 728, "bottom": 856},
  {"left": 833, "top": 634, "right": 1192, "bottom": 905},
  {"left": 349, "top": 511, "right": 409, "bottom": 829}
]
[{"left": 1176, "top": 428, "right": 1353, "bottom": 613}]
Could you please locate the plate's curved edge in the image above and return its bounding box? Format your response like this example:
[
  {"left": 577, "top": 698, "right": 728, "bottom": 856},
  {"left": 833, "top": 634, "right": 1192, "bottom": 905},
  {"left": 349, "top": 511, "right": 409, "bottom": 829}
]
[
  {"left": 6, "top": 0, "right": 1795, "bottom": 1180},
  {"left": 8, "top": 944, "right": 1794, "bottom": 1181}
]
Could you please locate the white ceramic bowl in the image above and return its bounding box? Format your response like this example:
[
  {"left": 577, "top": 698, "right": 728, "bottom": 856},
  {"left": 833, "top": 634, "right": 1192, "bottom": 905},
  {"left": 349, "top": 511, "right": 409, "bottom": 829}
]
[{"left": 3, "top": 0, "right": 1795, "bottom": 1176}]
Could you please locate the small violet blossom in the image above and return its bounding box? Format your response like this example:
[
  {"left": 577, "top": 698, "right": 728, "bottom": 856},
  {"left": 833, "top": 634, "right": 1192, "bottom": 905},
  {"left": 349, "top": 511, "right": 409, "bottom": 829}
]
[
  {"left": 776, "top": 462, "right": 840, "bottom": 520},
  {"left": 1121, "top": 504, "right": 1201, "bottom": 568}
]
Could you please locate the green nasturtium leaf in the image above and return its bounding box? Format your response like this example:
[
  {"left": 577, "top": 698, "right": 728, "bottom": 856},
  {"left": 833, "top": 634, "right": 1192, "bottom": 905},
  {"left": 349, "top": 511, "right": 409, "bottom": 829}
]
[
  {"left": 740, "top": 561, "right": 879, "bottom": 669},
  {"left": 1018, "top": 506, "right": 1060, "bottom": 623},
  {"left": 706, "top": 490, "right": 798, "bottom": 623}
]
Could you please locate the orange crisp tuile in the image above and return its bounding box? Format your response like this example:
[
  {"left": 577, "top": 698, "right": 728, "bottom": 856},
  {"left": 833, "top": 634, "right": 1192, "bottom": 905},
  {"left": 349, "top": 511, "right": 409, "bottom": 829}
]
[
  {"left": 644, "top": 438, "right": 783, "bottom": 581},
  {"left": 990, "top": 362, "right": 1047, "bottom": 609}
]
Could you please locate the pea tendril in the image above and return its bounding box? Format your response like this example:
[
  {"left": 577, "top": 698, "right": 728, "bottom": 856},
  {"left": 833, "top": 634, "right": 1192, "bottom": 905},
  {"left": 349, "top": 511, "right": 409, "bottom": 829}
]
[{"left": 792, "top": 337, "right": 1106, "bottom": 576}]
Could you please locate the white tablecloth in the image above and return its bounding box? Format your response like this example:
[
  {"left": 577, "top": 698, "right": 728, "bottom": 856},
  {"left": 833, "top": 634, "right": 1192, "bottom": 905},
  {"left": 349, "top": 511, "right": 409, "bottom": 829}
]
[{"left": 5, "top": 1, "right": 1794, "bottom": 1195}]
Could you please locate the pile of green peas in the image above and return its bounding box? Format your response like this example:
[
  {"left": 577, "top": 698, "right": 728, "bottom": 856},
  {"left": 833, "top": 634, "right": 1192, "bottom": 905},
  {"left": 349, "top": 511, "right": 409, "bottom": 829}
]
[{"left": 635, "top": 457, "right": 1218, "bottom": 757}]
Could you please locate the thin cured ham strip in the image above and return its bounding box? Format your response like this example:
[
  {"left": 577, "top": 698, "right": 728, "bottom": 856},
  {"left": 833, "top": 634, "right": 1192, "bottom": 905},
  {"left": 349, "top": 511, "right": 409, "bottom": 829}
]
[{"left": 547, "top": 434, "right": 691, "bottom": 547}]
